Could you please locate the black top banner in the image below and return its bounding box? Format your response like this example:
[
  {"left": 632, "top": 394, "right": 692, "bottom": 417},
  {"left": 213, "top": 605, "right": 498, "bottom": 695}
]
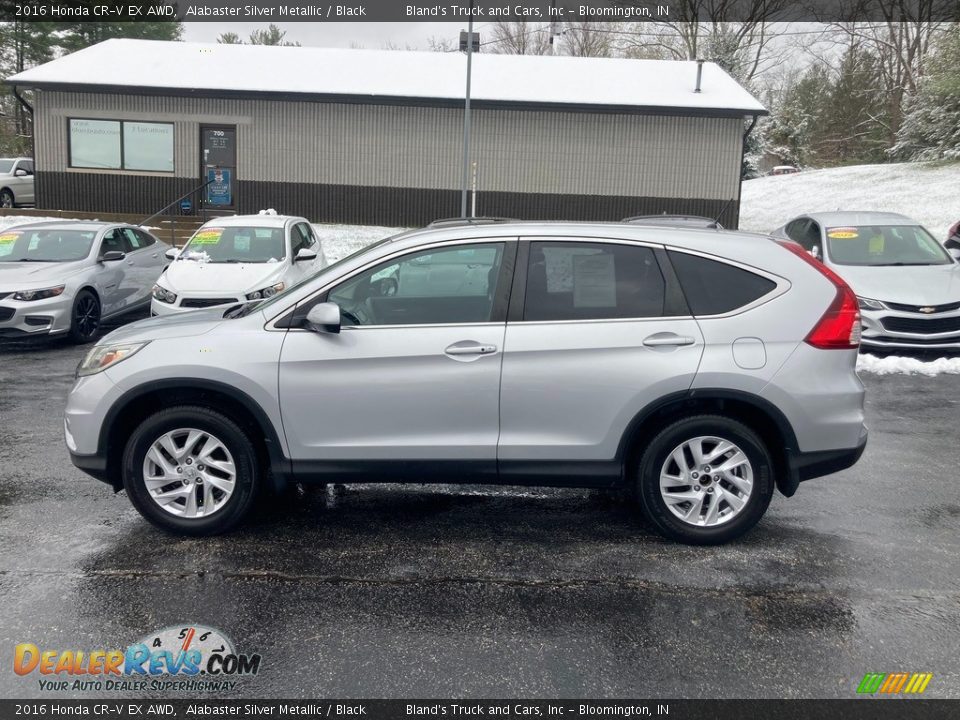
[{"left": 2, "top": 0, "right": 959, "bottom": 23}]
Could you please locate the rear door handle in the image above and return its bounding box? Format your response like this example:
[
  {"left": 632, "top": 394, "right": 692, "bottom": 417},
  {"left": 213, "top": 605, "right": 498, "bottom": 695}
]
[
  {"left": 445, "top": 342, "right": 498, "bottom": 356},
  {"left": 643, "top": 333, "right": 696, "bottom": 347}
]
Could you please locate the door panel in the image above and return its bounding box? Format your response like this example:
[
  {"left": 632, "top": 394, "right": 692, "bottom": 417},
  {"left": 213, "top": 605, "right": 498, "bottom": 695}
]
[
  {"left": 96, "top": 230, "right": 131, "bottom": 315},
  {"left": 498, "top": 239, "right": 704, "bottom": 465},
  {"left": 278, "top": 324, "right": 505, "bottom": 463}
]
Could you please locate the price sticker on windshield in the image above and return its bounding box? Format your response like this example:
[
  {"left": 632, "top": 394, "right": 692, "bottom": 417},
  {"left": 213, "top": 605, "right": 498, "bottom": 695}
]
[
  {"left": 827, "top": 228, "right": 859, "bottom": 239},
  {"left": 192, "top": 228, "right": 224, "bottom": 245},
  {"left": 0, "top": 231, "right": 21, "bottom": 244}
]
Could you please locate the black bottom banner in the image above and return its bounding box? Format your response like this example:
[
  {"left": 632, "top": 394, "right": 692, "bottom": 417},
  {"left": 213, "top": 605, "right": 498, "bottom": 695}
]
[{"left": 2, "top": 700, "right": 958, "bottom": 720}]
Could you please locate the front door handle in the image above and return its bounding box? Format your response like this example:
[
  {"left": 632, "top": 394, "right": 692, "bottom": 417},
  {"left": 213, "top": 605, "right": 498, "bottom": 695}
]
[
  {"left": 643, "top": 333, "right": 696, "bottom": 347},
  {"left": 444, "top": 342, "right": 498, "bottom": 356}
]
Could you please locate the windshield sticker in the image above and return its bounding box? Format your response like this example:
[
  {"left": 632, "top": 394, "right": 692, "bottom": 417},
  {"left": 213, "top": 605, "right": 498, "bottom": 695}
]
[
  {"left": 0, "top": 231, "right": 21, "bottom": 244},
  {"left": 191, "top": 228, "right": 224, "bottom": 245},
  {"left": 827, "top": 228, "right": 859, "bottom": 239}
]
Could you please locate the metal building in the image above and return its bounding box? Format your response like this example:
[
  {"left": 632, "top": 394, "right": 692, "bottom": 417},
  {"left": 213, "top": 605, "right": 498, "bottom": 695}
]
[{"left": 7, "top": 39, "right": 766, "bottom": 227}]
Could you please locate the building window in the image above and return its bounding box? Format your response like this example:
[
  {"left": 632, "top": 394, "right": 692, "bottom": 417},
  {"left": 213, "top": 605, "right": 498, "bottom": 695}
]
[{"left": 68, "top": 118, "right": 174, "bottom": 172}]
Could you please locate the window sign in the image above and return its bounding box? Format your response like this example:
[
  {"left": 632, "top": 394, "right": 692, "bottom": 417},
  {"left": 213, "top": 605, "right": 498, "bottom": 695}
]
[
  {"left": 123, "top": 122, "right": 174, "bottom": 172},
  {"left": 69, "top": 119, "right": 121, "bottom": 169},
  {"left": 69, "top": 118, "right": 173, "bottom": 172},
  {"left": 206, "top": 168, "right": 233, "bottom": 206}
]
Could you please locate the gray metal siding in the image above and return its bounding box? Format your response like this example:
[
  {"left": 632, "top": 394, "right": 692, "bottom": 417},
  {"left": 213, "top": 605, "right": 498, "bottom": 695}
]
[{"left": 35, "top": 91, "right": 743, "bottom": 204}]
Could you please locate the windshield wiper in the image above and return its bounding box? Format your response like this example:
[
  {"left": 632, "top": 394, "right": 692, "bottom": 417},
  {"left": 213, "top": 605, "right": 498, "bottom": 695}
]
[
  {"left": 872, "top": 262, "right": 934, "bottom": 266},
  {"left": 16, "top": 258, "right": 56, "bottom": 262}
]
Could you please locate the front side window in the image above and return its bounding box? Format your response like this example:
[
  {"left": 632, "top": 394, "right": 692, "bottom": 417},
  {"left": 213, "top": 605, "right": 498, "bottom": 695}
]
[
  {"left": 523, "top": 241, "right": 666, "bottom": 321},
  {"left": 178, "top": 226, "right": 285, "bottom": 264},
  {"left": 0, "top": 228, "right": 96, "bottom": 262},
  {"left": 69, "top": 118, "right": 173, "bottom": 172},
  {"left": 824, "top": 225, "right": 952, "bottom": 266},
  {"left": 291, "top": 223, "right": 314, "bottom": 255},
  {"left": 328, "top": 243, "right": 505, "bottom": 326}
]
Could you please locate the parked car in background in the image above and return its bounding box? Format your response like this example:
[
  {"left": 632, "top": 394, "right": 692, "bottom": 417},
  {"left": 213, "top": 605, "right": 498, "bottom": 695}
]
[
  {"left": 772, "top": 211, "right": 960, "bottom": 351},
  {"left": 66, "top": 220, "right": 866, "bottom": 544},
  {"left": 0, "top": 157, "right": 35, "bottom": 208},
  {"left": 151, "top": 215, "right": 326, "bottom": 316},
  {"left": 769, "top": 165, "right": 800, "bottom": 176},
  {"left": 0, "top": 221, "right": 168, "bottom": 342},
  {"left": 947, "top": 220, "right": 960, "bottom": 252}
]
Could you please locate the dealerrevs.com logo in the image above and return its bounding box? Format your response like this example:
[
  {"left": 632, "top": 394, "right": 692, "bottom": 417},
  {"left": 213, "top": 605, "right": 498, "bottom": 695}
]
[{"left": 14, "top": 624, "right": 262, "bottom": 693}]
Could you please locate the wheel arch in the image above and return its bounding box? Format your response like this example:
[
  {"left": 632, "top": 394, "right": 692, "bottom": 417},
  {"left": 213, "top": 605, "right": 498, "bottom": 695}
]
[
  {"left": 99, "top": 379, "right": 290, "bottom": 493},
  {"left": 618, "top": 389, "right": 800, "bottom": 497}
]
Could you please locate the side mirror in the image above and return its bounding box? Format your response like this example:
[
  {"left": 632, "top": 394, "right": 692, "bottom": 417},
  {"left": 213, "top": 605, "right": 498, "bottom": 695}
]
[
  {"left": 295, "top": 247, "right": 318, "bottom": 262},
  {"left": 810, "top": 245, "right": 821, "bottom": 259},
  {"left": 100, "top": 250, "right": 126, "bottom": 262},
  {"left": 14, "top": 168, "right": 29, "bottom": 177},
  {"left": 304, "top": 302, "right": 340, "bottom": 334},
  {"left": 165, "top": 247, "right": 180, "bottom": 261}
]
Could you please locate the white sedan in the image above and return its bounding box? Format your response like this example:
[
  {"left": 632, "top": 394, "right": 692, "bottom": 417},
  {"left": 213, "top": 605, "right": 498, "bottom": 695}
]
[{"left": 151, "top": 215, "right": 326, "bottom": 316}]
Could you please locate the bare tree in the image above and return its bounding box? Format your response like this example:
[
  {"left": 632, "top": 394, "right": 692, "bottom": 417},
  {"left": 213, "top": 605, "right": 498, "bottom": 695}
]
[
  {"left": 486, "top": 21, "right": 552, "bottom": 54},
  {"left": 560, "top": 22, "right": 621, "bottom": 57}
]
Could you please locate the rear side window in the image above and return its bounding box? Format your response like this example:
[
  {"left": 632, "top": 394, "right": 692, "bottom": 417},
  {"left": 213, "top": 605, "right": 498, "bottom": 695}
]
[
  {"left": 668, "top": 251, "right": 776, "bottom": 315},
  {"left": 523, "top": 241, "right": 665, "bottom": 321}
]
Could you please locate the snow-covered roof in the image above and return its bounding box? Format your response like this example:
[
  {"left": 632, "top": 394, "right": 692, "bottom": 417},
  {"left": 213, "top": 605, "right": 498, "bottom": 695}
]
[{"left": 8, "top": 39, "right": 766, "bottom": 116}]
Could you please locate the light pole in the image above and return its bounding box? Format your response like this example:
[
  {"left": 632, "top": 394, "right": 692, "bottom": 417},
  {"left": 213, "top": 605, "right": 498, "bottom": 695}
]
[{"left": 459, "top": 1, "right": 474, "bottom": 218}]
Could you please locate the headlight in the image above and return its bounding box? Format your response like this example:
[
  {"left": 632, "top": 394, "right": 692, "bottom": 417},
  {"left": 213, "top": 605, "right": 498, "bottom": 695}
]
[
  {"left": 77, "top": 342, "right": 149, "bottom": 378},
  {"left": 246, "top": 282, "right": 285, "bottom": 301},
  {"left": 13, "top": 285, "right": 65, "bottom": 302},
  {"left": 152, "top": 284, "right": 177, "bottom": 304},
  {"left": 857, "top": 297, "right": 885, "bottom": 311}
]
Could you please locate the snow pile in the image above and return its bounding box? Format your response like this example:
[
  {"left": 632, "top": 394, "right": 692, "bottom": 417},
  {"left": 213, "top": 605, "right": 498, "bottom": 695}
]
[
  {"left": 311, "top": 223, "right": 403, "bottom": 264},
  {"left": 858, "top": 353, "right": 960, "bottom": 377},
  {"left": 258, "top": 208, "right": 278, "bottom": 216},
  {"left": 740, "top": 161, "right": 960, "bottom": 240},
  {"left": 0, "top": 215, "right": 65, "bottom": 231}
]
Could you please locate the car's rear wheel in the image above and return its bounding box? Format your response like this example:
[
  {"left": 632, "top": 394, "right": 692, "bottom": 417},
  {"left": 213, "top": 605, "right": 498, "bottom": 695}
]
[
  {"left": 122, "top": 406, "right": 259, "bottom": 535},
  {"left": 0, "top": 189, "right": 14, "bottom": 208},
  {"left": 68, "top": 290, "right": 101, "bottom": 344},
  {"left": 635, "top": 415, "right": 773, "bottom": 545}
]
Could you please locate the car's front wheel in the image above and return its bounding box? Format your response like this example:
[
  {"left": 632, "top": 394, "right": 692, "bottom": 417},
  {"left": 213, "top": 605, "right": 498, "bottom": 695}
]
[
  {"left": 68, "top": 290, "right": 101, "bottom": 343},
  {"left": 0, "top": 189, "right": 14, "bottom": 208},
  {"left": 636, "top": 415, "right": 774, "bottom": 545},
  {"left": 122, "top": 406, "right": 259, "bottom": 535}
]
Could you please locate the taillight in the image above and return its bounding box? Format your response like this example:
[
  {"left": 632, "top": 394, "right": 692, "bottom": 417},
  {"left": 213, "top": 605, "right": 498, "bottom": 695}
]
[{"left": 775, "top": 240, "right": 861, "bottom": 350}]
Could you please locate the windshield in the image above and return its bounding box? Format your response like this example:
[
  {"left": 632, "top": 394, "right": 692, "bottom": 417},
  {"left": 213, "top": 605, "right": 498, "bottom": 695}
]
[
  {"left": 825, "top": 225, "right": 953, "bottom": 266},
  {"left": 179, "top": 226, "right": 285, "bottom": 263},
  {"left": 228, "top": 231, "right": 408, "bottom": 318},
  {"left": 0, "top": 160, "right": 14, "bottom": 174},
  {"left": 0, "top": 228, "right": 96, "bottom": 262}
]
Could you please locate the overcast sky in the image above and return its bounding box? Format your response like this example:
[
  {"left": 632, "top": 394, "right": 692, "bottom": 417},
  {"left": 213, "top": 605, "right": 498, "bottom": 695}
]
[{"left": 182, "top": 22, "right": 469, "bottom": 49}]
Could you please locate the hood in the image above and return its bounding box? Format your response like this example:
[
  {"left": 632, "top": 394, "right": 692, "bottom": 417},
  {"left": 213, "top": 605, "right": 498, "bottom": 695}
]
[
  {"left": 835, "top": 262, "right": 960, "bottom": 306},
  {"left": 162, "top": 260, "right": 284, "bottom": 295},
  {"left": 99, "top": 308, "right": 227, "bottom": 345},
  {"left": 0, "top": 260, "right": 89, "bottom": 289}
]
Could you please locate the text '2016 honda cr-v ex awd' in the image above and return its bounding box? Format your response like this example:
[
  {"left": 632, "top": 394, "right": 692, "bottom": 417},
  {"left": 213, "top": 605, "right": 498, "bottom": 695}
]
[{"left": 64, "top": 221, "right": 867, "bottom": 545}]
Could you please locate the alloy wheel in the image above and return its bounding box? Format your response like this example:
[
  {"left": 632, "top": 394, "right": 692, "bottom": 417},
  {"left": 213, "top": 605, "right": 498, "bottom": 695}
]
[
  {"left": 73, "top": 294, "right": 100, "bottom": 338},
  {"left": 659, "top": 435, "right": 754, "bottom": 527}
]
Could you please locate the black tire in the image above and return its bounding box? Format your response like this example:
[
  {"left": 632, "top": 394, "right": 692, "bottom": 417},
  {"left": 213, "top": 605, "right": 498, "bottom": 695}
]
[
  {"left": 0, "top": 189, "right": 14, "bottom": 208},
  {"left": 122, "top": 406, "right": 260, "bottom": 536},
  {"left": 635, "top": 415, "right": 774, "bottom": 545},
  {"left": 68, "top": 289, "right": 101, "bottom": 344}
]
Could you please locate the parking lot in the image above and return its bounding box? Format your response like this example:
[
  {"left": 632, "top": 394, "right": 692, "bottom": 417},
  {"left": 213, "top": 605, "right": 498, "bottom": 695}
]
[{"left": 1, "top": 322, "right": 959, "bottom": 699}]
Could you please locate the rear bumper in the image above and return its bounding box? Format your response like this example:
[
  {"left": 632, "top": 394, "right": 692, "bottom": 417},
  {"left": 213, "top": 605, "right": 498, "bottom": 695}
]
[{"left": 793, "top": 434, "right": 867, "bottom": 482}]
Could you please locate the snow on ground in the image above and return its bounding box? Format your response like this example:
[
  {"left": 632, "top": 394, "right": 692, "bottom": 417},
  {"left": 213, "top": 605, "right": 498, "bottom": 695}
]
[
  {"left": 311, "top": 223, "right": 403, "bottom": 264},
  {"left": 858, "top": 353, "right": 960, "bottom": 377},
  {"left": 740, "top": 161, "right": 960, "bottom": 240}
]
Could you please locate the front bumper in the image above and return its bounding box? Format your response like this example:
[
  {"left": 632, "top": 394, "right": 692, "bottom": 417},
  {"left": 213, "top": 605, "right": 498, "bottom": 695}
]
[
  {"left": 861, "top": 306, "right": 960, "bottom": 350},
  {"left": 0, "top": 293, "right": 72, "bottom": 337}
]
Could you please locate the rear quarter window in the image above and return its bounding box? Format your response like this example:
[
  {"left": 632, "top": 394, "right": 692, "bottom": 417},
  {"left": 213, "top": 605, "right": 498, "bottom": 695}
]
[{"left": 668, "top": 251, "right": 776, "bottom": 316}]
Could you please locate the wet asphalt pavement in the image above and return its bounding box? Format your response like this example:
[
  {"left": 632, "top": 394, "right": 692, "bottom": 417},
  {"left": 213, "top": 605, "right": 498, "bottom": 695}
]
[{"left": 1, "top": 320, "right": 959, "bottom": 700}]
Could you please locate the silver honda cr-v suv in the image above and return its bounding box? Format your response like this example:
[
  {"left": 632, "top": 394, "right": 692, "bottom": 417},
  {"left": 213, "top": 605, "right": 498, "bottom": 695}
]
[{"left": 64, "top": 220, "right": 867, "bottom": 544}]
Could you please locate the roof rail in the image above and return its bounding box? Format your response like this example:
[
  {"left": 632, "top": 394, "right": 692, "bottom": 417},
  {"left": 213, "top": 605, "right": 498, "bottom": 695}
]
[
  {"left": 621, "top": 214, "right": 723, "bottom": 229},
  {"left": 427, "top": 216, "right": 517, "bottom": 228}
]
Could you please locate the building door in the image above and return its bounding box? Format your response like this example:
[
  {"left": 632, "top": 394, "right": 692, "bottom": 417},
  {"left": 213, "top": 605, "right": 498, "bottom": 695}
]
[{"left": 200, "top": 125, "right": 237, "bottom": 211}]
